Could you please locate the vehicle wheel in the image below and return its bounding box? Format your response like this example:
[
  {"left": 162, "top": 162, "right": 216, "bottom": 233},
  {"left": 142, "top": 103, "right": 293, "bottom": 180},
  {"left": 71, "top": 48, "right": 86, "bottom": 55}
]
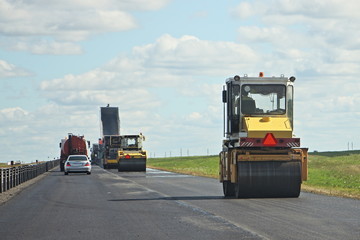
[
  {"left": 64, "top": 172, "right": 68, "bottom": 175},
  {"left": 223, "top": 181, "right": 235, "bottom": 197},
  {"left": 87, "top": 172, "right": 91, "bottom": 175}
]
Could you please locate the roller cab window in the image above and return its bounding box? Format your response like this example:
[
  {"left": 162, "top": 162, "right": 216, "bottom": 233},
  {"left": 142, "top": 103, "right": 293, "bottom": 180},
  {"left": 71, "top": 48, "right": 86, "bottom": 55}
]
[
  {"left": 241, "top": 84, "right": 286, "bottom": 115},
  {"left": 121, "top": 136, "right": 141, "bottom": 150}
]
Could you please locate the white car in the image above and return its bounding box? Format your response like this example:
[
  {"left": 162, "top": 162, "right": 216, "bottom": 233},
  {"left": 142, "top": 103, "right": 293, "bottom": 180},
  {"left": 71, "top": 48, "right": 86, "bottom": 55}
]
[{"left": 64, "top": 155, "right": 91, "bottom": 175}]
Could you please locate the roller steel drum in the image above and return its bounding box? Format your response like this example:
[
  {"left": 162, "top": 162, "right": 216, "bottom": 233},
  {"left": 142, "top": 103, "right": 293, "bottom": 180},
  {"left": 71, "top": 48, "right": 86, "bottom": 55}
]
[
  {"left": 118, "top": 158, "right": 146, "bottom": 172},
  {"left": 235, "top": 161, "right": 301, "bottom": 198}
]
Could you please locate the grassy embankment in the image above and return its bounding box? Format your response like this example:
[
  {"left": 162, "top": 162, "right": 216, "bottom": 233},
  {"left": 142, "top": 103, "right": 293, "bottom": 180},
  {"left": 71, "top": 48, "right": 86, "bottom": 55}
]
[
  {"left": 0, "top": 163, "right": 10, "bottom": 168},
  {"left": 147, "top": 150, "right": 360, "bottom": 199},
  {"left": 0, "top": 162, "right": 42, "bottom": 168}
]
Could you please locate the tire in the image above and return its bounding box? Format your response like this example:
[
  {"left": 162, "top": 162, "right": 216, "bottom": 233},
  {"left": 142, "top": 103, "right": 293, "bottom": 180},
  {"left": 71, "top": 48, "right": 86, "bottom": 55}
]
[
  {"left": 64, "top": 172, "right": 68, "bottom": 175},
  {"left": 223, "top": 181, "right": 235, "bottom": 197},
  {"left": 87, "top": 172, "right": 91, "bottom": 175}
]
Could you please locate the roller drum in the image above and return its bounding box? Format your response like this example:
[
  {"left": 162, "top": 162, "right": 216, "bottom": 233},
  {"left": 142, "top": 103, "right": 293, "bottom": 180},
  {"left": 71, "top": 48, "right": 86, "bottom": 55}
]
[
  {"left": 118, "top": 158, "right": 146, "bottom": 172},
  {"left": 235, "top": 161, "right": 301, "bottom": 198}
]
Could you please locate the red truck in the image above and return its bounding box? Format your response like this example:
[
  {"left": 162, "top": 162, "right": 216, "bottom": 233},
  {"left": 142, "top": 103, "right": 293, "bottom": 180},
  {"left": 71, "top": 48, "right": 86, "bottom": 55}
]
[{"left": 59, "top": 133, "right": 90, "bottom": 171}]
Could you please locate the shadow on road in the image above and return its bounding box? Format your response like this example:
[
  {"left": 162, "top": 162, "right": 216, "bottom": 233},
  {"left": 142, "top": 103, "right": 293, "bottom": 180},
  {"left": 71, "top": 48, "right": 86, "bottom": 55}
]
[{"left": 108, "top": 196, "right": 224, "bottom": 202}]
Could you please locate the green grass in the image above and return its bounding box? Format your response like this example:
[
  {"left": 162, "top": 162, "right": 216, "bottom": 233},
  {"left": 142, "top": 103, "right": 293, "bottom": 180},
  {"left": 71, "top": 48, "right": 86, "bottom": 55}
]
[
  {"left": 302, "top": 150, "right": 360, "bottom": 198},
  {"left": 148, "top": 155, "right": 219, "bottom": 178},
  {"left": 0, "top": 163, "right": 11, "bottom": 168},
  {"left": 0, "top": 162, "right": 42, "bottom": 168},
  {"left": 148, "top": 151, "right": 360, "bottom": 199}
]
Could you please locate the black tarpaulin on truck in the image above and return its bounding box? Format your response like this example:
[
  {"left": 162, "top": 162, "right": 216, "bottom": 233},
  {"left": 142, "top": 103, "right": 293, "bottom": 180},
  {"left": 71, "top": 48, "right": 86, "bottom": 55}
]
[{"left": 101, "top": 106, "right": 120, "bottom": 136}]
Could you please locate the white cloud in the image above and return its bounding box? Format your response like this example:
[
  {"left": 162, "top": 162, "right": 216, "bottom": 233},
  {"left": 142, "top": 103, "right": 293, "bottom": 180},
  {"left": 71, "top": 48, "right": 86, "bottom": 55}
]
[
  {"left": 34, "top": 34, "right": 260, "bottom": 159},
  {"left": 10, "top": 40, "right": 83, "bottom": 55},
  {"left": 0, "top": 8, "right": 136, "bottom": 42},
  {"left": 131, "top": 34, "right": 259, "bottom": 76},
  {"left": 0, "top": 0, "right": 170, "bottom": 54},
  {"left": 231, "top": 2, "right": 256, "bottom": 19},
  {"left": 40, "top": 34, "right": 259, "bottom": 100},
  {"left": 233, "top": 0, "right": 360, "bottom": 78},
  {"left": 0, "top": 0, "right": 168, "bottom": 35},
  {"left": 0, "top": 107, "right": 30, "bottom": 121},
  {"left": 0, "top": 104, "right": 99, "bottom": 161},
  {"left": 39, "top": 35, "right": 251, "bottom": 138},
  {"left": 0, "top": 60, "right": 32, "bottom": 78},
  {"left": 233, "top": 0, "right": 360, "bottom": 20}
]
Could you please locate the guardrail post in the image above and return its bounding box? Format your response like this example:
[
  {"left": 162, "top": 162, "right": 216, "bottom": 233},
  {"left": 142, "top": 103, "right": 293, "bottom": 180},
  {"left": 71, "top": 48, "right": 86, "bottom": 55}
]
[
  {"left": 6, "top": 168, "right": 9, "bottom": 191},
  {"left": 15, "top": 167, "right": 18, "bottom": 186},
  {"left": 0, "top": 169, "right": 3, "bottom": 193},
  {"left": 20, "top": 166, "right": 23, "bottom": 184},
  {"left": 4, "top": 169, "right": 7, "bottom": 192},
  {"left": 12, "top": 168, "right": 16, "bottom": 188},
  {"left": 9, "top": 168, "right": 11, "bottom": 190}
]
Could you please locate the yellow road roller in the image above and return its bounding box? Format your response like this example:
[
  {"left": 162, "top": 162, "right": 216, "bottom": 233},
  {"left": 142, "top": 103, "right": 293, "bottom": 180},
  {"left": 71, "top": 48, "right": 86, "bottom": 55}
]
[
  {"left": 118, "top": 134, "right": 147, "bottom": 172},
  {"left": 220, "top": 73, "right": 308, "bottom": 198}
]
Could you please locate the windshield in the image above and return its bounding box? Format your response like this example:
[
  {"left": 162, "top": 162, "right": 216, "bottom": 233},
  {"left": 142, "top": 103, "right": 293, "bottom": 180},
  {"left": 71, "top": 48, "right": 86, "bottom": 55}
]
[
  {"left": 68, "top": 156, "right": 88, "bottom": 161},
  {"left": 121, "top": 137, "right": 139, "bottom": 148},
  {"left": 241, "top": 84, "right": 286, "bottom": 115}
]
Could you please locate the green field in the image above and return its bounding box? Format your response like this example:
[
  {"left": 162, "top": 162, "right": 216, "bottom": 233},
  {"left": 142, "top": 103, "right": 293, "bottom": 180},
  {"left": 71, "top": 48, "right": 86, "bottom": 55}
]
[
  {"left": 304, "top": 150, "right": 360, "bottom": 198},
  {"left": 148, "top": 150, "right": 360, "bottom": 199},
  {"left": 0, "top": 162, "right": 41, "bottom": 168},
  {"left": 148, "top": 155, "right": 219, "bottom": 178}
]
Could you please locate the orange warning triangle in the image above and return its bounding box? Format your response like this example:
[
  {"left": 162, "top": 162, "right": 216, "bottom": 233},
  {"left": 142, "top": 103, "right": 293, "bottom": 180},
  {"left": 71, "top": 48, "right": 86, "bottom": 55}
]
[{"left": 263, "top": 133, "right": 277, "bottom": 146}]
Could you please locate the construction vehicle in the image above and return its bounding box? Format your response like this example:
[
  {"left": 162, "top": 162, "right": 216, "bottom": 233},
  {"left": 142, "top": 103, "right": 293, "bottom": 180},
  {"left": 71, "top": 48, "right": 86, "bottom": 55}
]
[
  {"left": 117, "top": 134, "right": 147, "bottom": 172},
  {"left": 59, "top": 133, "right": 90, "bottom": 171},
  {"left": 219, "top": 73, "right": 308, "bottom": 198},
  {"left": 100, "top": 105, "right": 121, "bottom": 169},
  {"left": 103, "top": 135, "right": 122, "bottom": 169},
  {"left": 91, "top": 140, "right": 103, "bottom": 165}
]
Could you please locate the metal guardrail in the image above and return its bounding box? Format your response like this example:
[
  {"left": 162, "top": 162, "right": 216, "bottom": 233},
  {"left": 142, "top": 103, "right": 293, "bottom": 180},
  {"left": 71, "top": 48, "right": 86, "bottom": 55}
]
[{"left": 0, "top": 159, "right": 60, "bottom": 193}]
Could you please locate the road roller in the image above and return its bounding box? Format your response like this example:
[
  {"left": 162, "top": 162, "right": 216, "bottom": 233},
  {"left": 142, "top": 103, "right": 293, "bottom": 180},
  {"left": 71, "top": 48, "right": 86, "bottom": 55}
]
[
  {"left": 118, "top": 134, "right": 147, "bottom": 172},
  {"left": 219, "top": 73, "right": 308, "bottom": 198}
]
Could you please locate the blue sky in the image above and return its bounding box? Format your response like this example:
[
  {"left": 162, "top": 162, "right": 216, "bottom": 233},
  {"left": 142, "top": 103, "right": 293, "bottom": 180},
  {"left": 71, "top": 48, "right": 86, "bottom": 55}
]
[{"left": 1, "top": 0, "right": 359, "bottom": 162}]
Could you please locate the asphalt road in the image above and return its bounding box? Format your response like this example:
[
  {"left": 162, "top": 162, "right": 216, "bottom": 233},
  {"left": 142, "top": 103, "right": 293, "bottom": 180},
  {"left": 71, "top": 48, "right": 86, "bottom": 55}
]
[{"left": 0, "top": 165, "right": 358, "bottom": 240}]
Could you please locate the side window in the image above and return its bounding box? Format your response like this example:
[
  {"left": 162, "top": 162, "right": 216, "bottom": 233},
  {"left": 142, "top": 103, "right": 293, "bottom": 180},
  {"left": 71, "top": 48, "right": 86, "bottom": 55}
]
[
  {"left": 232, "top": 85, "right": 240, "bottom": 116},
  {"left": 228, "top": 84, "right": 240, "bottom": 134},
  {"left": 287, "top": 85, "right": 294, "bottom": 128}
]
